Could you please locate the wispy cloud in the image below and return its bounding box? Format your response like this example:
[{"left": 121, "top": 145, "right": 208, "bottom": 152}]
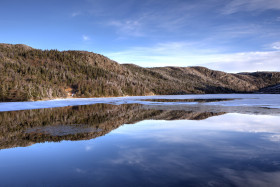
[
  {"left": 104, "top": 1, "right": 198, "bottom": 37},
  {"left": 106, "top": 41, "right": 280, "bottom": 72},
  {"left": 271, "top": 41, "right": 280, "bottom": 50},
  {"left": 82, "top": 35, "right": 90, "bottom": 41},
  {"left": 217, "top": 24, "right": 262, "bottom": 38},
  {"left": 71, "top": 11, "right": 81, "bottom": 17},
  {"left": 55, "top": 0, "right": 280, "bottom": 72},
  {"left": 205, "top": 50, "right": 280, "bottom": 72},
  {"left": 108, "top": 20, "right": 144, "bottom": 37},
  {"left": 106, "top": 41, "right": 219, "bottom": 66},
  {"left": 223, "top": 0, "right": 280, "bottom": 14}
]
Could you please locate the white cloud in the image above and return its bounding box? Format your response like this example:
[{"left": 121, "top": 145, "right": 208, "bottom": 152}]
[
  {"left": 82, "top": 35, "right": 90, "bottom": 41},
  {"left": 223, "top": 0, "right": 280, "bottom": 14},
  {"left": 106, "top": 42, "right": 280, "bottom": 72},
  {"left": 108, "top": 20, "right": 144, "bottom": 37},
  {"left": 271, "top": 42, "right": 280, "bottom": 50},
  {"left": 71, "top": 12, "right": 81, "bottom": 17},
  {"left": 205, "top": 51, "right": 280, "bottom": 72},
  {"left": 104, "top": 1, "right": 197, "bottom": 37},
  {"left": 217, "top": 24, "right": 262, "bottom": 38}
]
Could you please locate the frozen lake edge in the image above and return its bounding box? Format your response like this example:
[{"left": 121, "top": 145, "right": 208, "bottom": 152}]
[{"left": 0, "top": 94, "right": 279, "bottom": 114}]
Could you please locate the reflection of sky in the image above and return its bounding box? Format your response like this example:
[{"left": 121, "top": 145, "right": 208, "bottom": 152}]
[
  {"left": 1, "top": 114, "right": 280, "bottom": 186},
  {"left": 115, "top": 113, "right": 280, "bottom": 134}
]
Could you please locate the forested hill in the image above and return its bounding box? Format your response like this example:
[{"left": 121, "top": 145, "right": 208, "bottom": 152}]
[{"left": 0, "top": 43, "right": 280, "bottom": 102}]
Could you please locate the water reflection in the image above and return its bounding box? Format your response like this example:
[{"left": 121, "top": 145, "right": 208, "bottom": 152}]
[
  {"left": 0, "top": 104, "right": 224, "bottom": 150},
  {"left": 0, "top": 104, "right": 280, "bottom": 186},
  {"left": 141, "top": 98, "right": 236, "bottom": 103},
  {"left": 109, "top": 116, "right": 280, "bottom": 186}
]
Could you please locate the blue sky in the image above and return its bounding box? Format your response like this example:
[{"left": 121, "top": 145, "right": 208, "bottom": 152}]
[{"left": 1, "top": 0, "right": 280, "bottom": 72}]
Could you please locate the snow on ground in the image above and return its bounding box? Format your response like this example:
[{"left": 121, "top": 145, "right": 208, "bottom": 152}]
[{"left": 0, "top": 94, "right": 279, "bottom": 112}]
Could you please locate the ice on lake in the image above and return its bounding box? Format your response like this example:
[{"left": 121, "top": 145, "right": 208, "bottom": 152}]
[{"left": 0, "top": 94, "right": 279, "bottom": 112}]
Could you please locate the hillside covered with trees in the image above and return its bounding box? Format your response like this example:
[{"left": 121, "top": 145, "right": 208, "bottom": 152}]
[{"left": 0, "top": 43, "right": 280, "bottom": 102}]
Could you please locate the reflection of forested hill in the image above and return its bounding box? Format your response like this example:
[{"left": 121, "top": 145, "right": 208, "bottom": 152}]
[
  {"left": 150, "top": 110, "right": 225, "bottom": 121},
  {"left": 0, "top": 104, "right": 224, "bottom": 150}
]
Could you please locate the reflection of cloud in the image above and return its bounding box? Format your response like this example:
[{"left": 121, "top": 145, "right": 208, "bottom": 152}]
[
  {"left": 107, "top": 125, "right": 280, "bottom": 186},
  {"left": 221, "top": 169, "right": 280, "bottom": 186},
  {"left": 115, "top": 114, "right": 280, "bottom": 138},
  {"left": 109, "top": 148, "right": 146, "bottom": 165},
  {"left": 113, "top": 113, "right": 280, "bottom": 147},
  {"left": 107, "top": 145, "right": 205, "bottom": 184},
  {"left": 264, "top": 134, "right": 280, "bottom": 142},
  {"left": 75, "top": 168, "right": 86, "bottom": 174},
  {"left": 85, "top": 145, "right": 93, "bottom": 151},
  {"left": 205, "top": 114, "right": 280, "bottom": 134},
  {"left": 83, "top": 112, "right": 280, "bottom": 185}
]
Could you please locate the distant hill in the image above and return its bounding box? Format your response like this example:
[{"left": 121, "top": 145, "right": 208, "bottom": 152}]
[
  {"left": 0, "top": 43, "right": 280, "bottom": 102},
  {"left": 257, "top": 84, "right": 280, "bottom": 94}
]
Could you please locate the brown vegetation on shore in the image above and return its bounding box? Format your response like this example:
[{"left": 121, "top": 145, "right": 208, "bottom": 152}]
[{"left": 1, "top": 43, "right": 280, "bottom": 102}]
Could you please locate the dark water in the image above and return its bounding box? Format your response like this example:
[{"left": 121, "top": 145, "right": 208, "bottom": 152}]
[{"left": 1, "top": 103, "right": 280, "bottom": 186}]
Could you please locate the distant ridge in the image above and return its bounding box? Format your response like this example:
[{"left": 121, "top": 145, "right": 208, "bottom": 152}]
[
  {"left": 258, "top": 84, "right": 280, "bottom": 94},
  {"left": 0, "top": 43, "right": 33, "bottom": 51},
  {"left": 0, "top": 43, "right": 280, "bottom": 102}
]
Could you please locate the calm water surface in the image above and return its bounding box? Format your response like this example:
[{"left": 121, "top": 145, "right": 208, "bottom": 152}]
[{"left": 0, "top": 95, "right": 280, "bottom": 186}]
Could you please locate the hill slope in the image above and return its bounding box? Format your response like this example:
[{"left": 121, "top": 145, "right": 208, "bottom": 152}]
[{"left": 0, "top": 43, "right": 280, "bottom": 102}]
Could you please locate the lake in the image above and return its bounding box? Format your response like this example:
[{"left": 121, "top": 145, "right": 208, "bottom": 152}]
[{"left": 0, "top": 94, "right": 280, "bottom": 186}]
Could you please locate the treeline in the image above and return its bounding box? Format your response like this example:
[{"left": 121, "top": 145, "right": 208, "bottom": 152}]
[
  {"left": 0, "top": 44, "right": 150, "bottom": 101},
  {"left": 0, "top": 43, "right": 280, "bottom": 102}
]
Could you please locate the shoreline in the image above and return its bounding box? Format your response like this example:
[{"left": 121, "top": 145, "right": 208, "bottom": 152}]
[
  {"left": 0, "top": 92, "right": 279, "bottom": 104},
  {"left": 0, "top": 94, "right": 280, "bottom": 113},
  {"left": 2, "top": 92, "right": 278, "bottom": 103}
]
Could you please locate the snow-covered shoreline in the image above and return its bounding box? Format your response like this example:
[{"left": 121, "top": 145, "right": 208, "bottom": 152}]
[{"left": 0, "top": 94, "right": 279, "bottom": 112}]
